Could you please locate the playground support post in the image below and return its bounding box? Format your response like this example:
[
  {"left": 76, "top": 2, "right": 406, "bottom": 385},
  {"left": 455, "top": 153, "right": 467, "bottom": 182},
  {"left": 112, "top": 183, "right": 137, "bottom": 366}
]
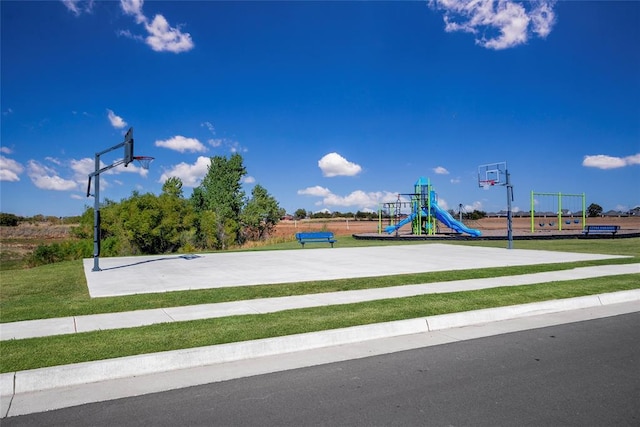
[
  {"left": 506, "top": 169, "right": 513, "bottom": 250},
  {"left": 530, "top": 191, "right": 534, "bottom": 233}
]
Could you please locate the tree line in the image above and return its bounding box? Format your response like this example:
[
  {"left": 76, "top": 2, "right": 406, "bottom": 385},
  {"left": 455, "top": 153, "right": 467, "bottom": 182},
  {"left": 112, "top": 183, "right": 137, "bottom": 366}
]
[{"left": 69, "top": 153, "right": 283, "bottom": 257}]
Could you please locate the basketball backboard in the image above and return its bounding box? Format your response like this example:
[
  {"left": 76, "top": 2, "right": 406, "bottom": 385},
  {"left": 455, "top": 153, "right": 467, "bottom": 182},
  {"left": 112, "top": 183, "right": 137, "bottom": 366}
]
[
  {"left": 123, "top": 127, "right": 134, "bottom": 166},
  {"left": 478, "top": 161, "right": 507, "bottom": 188}
]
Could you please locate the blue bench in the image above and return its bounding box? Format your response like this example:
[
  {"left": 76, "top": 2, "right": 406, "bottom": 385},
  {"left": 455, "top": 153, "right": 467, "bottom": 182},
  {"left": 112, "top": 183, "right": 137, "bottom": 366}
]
[
  {"left": 296, "top": 232, "right": 337, "bottom": 248},
  {"left": 582, "top": 225, "right": 620, "bottom": 236}
]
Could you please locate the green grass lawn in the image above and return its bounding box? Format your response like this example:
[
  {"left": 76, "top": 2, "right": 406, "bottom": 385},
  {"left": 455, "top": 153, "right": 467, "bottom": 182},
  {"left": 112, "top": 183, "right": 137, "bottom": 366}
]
[{"left": 0, "top": 238, "right": 638, "bottom": 373}]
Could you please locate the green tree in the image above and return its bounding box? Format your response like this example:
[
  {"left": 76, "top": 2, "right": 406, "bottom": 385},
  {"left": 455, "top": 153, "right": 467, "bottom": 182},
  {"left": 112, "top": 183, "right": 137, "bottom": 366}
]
[
  {"left": 587, "top": 203, "right": 603, "bottom": 217},
  {"left": 162, "top": 176, "right": 184, "bottom": 198},
  {"left": 96, "top": 190, "right": 194, "bottom": 255},
  {"left": 294, "top": 208, "right": 307, "bottom": 220},
  {"left": 195, "top": 210, "right": 219, "bottom": 249},
  {"left": 192, "top": 153, "right": 247, "bottom": 249},
  {"left": 355, "top": 211, "right": 375, "bottom": 220},
  {"left": 241, "top": 184, "right": 282, "bottom": 241}
]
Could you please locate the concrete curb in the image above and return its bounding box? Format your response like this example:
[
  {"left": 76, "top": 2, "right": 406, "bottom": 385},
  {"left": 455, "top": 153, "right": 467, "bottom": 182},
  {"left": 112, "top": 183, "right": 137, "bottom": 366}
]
[
  {"left": 426, "top": 294, "right": 602, "bottom": 330},
  {"left": 2, "top": 289, "right": 639, "bottom": 399}
]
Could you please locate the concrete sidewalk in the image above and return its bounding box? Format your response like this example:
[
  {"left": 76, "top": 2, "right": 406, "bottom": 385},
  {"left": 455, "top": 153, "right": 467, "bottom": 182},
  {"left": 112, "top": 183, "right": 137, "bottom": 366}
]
[{"left": 2, "top": 263, "right": 639, "bottom": 341}]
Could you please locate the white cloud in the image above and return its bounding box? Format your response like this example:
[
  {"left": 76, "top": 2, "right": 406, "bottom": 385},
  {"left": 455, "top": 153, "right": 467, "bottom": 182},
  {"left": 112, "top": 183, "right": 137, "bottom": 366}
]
[
  {"left": 159, "top": 156, "right": 211, "bottom": 187},
  {"left": 321, "top": 190, "right": 396, "bottom": 208},
  {"left": 1, "top": 146, "right": 13, "bottom": 154},
  {"left": 227, "top": 140, "right": 247, "bottom": 153},
  {"left": 298, "top": 186, "right": 332, "bottom": 197},
  {"left": 433, "top": 166, "right": 449, "bottom": 175},
  {"left": 299, "top": 185, "right": 398, "bottom": 211},
  {"left": 155, "top": 135, "right": 206, "bottom": 153},
  {"left": 437, "top": 197, "right": 450, "bottom": 211},
  {"left": 27, "top": 160, "right": 77, "bottom": 191},
  {"left": 61, "top": 0, "right": 94, "bottom": 16},
  {"left": 70, "top": 158, "right": 95, "bottom": 177},
  {"left": 207, "top": 138, "right": 246, "bottom": 153},
  {"left": 201, "top": 122, "right": 215, "bottom": 134},
  {"left": 107, "top": 109, "right": 127, "bottom": 129},
  {"left": 71, "top": 157, "right": 148, "bottom": 179},
  {"left": 243, "top": 176, "right": 256, "bottom": 184},
  {"left": 582, "top": 153, "right": 640, "bottom": 170},
  {"left": 318, "top": 152, "right": 362, "bottom": 177},
  {"left": 144, "top": 14, "right": 194, "bottom": 53},
  {"left": 120, "top": 0, "right": 194, "bottom": 53},
  {"left": 430, "top": 0, "right": 556, "bottom": 50},
  {"left": 118, "top": 160, "right": 150, "bottom": 177},
  {"left": 530, "top": 1, "right": 555, "bottom": 37},
  {"left": 450, "top": 177, "right": 461, "bottom": 184},
  {"left": 45, "top": 157, "right": 63, "bottom": 166},
  {"left": 0, "top": 156, "right": 24, "bottom": 182},
  {"left": 199, "top": 121, "right": 246, "bottom": 152},
  {"left": 117, "top": 29, "right": 144, "bottom": 42},
  {"left": 120, "top": 0, "right": 145, "bottom": 23},
  {"left": 463, "top": 201, "right": 483, "bottom": 212}
]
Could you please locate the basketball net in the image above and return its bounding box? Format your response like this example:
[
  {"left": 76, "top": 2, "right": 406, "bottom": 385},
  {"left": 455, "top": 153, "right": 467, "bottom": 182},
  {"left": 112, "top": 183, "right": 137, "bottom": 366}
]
[
  {"left": 133, "top": 156, "right": 154, "bottom": 170},
  {"left": 480, "top": 180, "right": 495, "bottom": 190}
]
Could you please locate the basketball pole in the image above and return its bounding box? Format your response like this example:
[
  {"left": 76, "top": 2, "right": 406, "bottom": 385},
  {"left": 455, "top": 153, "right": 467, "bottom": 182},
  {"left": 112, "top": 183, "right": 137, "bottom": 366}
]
[
  {"left": 87, "top": 128, "right": 134, "bottom": 272},
  {"left": 477, "top": 162, "right": 512, "bottom": 249},
  {"left": 506, "top": 169, "right": 513, "bottom": 250}
]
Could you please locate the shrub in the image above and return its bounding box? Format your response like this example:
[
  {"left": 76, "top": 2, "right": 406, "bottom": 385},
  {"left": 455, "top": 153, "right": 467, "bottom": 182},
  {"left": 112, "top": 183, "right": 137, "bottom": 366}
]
[
  {"left": 27, "top": 240, "right": 93, "bottom": 267},
  {"left": 0, "top": 212, "right": 20, "bottom": 226}
]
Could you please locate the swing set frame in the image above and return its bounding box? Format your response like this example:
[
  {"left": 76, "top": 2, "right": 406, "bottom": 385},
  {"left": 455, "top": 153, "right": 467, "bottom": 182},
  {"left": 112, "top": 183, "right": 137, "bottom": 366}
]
[{"left": 530, "top": 191, "right": 586, "bottom": 232}]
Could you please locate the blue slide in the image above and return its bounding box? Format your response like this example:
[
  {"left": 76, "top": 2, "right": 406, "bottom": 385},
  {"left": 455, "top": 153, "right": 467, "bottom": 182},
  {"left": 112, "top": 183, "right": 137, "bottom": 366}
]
[
  {"left": 431, "top": 201, "right": 482, "bottom": 237},
  {"left": 384, "top": 202, "right": 481, "bottom": 237},
  {"left": 384, "top": 212, "right": 417, "bottom": 234}
]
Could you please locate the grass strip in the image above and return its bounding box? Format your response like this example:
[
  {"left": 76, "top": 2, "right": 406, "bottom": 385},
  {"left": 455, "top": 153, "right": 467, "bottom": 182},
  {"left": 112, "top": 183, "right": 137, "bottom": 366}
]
[
  {"left": 0, "top": 257, "right": 637, "bottom": 323},
  {"left": 1, "top": 273, "right": 638, "bottom": 373}
]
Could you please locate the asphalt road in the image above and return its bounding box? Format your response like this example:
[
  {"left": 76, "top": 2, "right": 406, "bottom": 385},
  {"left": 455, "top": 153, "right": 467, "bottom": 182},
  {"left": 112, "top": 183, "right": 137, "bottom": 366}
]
[{"left": 5, "top": 312, "right": 639, "bottom": 426}]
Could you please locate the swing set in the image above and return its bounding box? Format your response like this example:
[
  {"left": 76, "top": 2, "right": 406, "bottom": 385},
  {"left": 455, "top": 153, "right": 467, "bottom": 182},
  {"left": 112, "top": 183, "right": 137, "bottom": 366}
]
[{"left": 530, "top": 191, "right": 586, "bottom": 232}]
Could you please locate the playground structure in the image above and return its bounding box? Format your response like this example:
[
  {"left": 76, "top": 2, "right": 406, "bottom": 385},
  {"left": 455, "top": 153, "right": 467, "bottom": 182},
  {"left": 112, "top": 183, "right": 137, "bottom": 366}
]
[
  {"left": 530, "top": 191, "right": 586, "bottom": 233},
  {"left": 378, "top": 177, "right": 481, "bottom": 237}
]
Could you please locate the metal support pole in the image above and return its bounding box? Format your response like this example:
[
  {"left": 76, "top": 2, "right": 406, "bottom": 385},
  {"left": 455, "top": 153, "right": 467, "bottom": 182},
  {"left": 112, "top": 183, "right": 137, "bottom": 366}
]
[
  {"left": 87, "top": 127, "right": 134, "bottom": 272},
  {"left": 92, "top": 154, "right": 101, "bottom": 271},
  {"left": 530, "top": 190, "right": 534, "bottom": 233},
  {"left": 558, "top": 192, "right": 563, "bottom": 231},
  {"left": 506, "top": 170, "right": 513, "bottom": 249}
]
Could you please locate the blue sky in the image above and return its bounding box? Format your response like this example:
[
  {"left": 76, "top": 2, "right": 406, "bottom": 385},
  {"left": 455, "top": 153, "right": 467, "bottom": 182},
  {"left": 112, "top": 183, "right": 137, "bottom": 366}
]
[{"left": 1, "top": 0, "right": 638, "bottom": 217}]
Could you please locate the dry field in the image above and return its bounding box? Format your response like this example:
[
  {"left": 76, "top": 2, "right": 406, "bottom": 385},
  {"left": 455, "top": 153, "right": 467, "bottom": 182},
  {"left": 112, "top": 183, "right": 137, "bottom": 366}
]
[
  {"left": 274, "top": 216, "right": 640, "bottom": 238},
  {"left": 1, "top": 216, "right": 638, "bottom": 261},
  {"left": 0, "top": 224, "right": 77, "bottom": 262}
]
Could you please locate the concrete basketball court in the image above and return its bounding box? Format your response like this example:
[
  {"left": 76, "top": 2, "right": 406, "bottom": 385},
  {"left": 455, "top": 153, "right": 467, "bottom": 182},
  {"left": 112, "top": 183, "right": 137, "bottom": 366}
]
[{"left": 83, "top": 243, "right": 627, "bottom": 298}]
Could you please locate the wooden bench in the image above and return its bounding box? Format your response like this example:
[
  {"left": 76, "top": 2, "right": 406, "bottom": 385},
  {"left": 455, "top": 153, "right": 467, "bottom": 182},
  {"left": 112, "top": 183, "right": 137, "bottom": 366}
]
[
  {"left": 582, "top": 225, "right": 620, "bottom": 236},
  {"left": 295, "top": 232, "right": 337, "bottom": 248}
]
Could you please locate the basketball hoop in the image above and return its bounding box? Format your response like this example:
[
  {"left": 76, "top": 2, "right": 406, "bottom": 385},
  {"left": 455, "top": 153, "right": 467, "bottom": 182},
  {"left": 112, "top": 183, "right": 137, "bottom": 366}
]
[
  {"left": 133, "top": 156, "right": 154, "bottom": 170},
  {"left": 479, "top": 179, "right": 495, "bottom": 190}
]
